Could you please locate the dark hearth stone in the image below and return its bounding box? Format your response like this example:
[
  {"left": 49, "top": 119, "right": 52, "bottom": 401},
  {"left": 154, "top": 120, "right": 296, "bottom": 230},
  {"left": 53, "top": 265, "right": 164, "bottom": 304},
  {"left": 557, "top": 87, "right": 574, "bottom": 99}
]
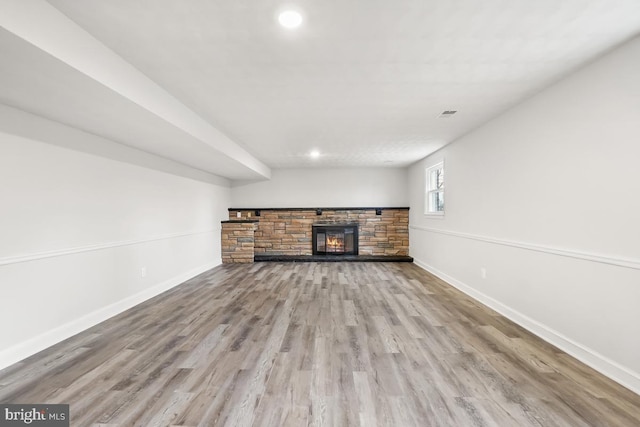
[{"left": 254, "top": 254, "right": 413, "bottom": 263}]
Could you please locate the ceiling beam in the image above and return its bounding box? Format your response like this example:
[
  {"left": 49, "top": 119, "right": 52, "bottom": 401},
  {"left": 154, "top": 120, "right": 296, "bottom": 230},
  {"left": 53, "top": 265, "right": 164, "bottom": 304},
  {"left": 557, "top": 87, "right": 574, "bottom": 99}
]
[{"left": 0, "top": 0, "right": 271, "bottom": 179}]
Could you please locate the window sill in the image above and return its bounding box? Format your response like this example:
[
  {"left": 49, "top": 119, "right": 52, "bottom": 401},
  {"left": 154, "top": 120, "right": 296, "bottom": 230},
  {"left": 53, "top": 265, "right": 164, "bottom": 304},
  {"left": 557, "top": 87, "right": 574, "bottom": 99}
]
[{"left": 424, "top": 212, "right": 445, "bottom": 219}]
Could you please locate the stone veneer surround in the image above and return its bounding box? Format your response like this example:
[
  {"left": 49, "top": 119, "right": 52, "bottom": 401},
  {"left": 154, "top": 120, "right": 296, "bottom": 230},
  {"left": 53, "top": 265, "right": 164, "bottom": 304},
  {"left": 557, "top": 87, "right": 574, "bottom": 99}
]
[
  {"left": 221, "top": 220, "right": 258, "bottom": 263},
  {"left": 228, "top": 207, "right": 409, "bottom": 257}
]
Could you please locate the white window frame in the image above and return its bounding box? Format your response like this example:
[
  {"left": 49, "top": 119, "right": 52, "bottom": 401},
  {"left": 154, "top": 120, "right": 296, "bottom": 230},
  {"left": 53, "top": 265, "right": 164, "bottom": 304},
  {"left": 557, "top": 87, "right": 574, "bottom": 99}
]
[{"left": 425, "top": 161, "right": 445, "bottom": 216}]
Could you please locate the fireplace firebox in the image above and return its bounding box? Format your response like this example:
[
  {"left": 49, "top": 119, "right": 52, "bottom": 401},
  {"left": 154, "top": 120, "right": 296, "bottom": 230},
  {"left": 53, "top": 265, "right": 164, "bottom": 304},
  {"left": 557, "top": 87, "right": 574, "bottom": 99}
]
[{"left": 312, "top": 223, "right": 358, "bottom": 255}]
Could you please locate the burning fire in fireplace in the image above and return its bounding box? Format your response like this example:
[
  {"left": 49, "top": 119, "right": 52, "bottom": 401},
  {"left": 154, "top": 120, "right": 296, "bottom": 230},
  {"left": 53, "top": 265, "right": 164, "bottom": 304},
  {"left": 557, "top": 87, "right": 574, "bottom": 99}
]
[
  {"left": 326, "top": 235, "right": 344, "bottom": 251},
  {"left": 312, "top": 223, "right": 358, "bottom": 255}
]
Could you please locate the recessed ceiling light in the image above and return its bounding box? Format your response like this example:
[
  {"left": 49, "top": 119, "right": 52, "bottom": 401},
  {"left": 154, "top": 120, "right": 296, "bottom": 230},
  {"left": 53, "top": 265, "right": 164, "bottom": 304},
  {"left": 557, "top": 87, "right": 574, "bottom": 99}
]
[
  {"left": 310, "top": 150, "right": 320, "bottom": 158},
  {"left": 278, "top": 10, "right": 303, "bottom": 29}
]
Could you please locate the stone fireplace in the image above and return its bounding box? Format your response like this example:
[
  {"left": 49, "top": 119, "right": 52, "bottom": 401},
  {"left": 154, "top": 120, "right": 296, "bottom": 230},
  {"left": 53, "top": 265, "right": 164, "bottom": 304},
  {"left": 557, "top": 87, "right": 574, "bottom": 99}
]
[
  {"left": 222, "top": 207, "right": 410, "bottom": 263},
  {"left": 312, "top": 223, "right": 358, "bottom": 255}
]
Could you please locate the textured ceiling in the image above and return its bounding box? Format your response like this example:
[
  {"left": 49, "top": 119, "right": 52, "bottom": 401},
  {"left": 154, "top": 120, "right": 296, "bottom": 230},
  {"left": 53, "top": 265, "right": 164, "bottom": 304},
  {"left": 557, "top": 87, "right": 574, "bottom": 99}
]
[{"left": 3, "top": 0, "right": 640, "bottom": 177}]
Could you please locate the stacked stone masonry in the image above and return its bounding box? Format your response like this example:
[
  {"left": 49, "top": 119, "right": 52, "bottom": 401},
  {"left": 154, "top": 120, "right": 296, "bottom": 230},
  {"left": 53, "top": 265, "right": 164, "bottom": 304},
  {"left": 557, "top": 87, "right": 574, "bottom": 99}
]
[
  {"left": 228, "top": 208, "right": 409, "bottom": 256},
  {"left": 221, "top": 221, "right": 257, "bottom": 263}
]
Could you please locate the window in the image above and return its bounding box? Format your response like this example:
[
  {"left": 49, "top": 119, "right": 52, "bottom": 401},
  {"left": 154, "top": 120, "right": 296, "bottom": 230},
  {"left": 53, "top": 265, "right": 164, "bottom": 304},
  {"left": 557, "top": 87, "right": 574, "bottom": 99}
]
[{"left": 425, "top": 162, "right": 444, "bottom": 215}]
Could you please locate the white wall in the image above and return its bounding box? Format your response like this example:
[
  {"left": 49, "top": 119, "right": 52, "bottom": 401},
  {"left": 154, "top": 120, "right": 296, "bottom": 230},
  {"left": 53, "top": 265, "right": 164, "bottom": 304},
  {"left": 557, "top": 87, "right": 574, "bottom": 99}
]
[
  {"left": 232, "top": 168, "right": 408, "bottom": 208},
  {"left": 0, "top": 108, "right": 230, "bottom": 369},
  {"left": 409, "top": 36, "right": 640, "bottom": 393}
]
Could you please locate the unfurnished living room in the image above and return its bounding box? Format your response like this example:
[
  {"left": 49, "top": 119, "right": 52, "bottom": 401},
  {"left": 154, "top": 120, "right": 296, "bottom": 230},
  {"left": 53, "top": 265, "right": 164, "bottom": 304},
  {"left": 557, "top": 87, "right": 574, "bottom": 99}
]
[{"left": 1, "top": 1, "right": 640, "bottom": 426}]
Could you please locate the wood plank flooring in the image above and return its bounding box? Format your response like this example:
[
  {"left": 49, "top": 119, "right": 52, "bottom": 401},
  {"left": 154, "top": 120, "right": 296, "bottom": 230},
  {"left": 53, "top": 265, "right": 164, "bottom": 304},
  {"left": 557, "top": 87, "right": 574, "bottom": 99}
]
[{"left": 1, "top": 262, "right": 639, "bottom": 426}]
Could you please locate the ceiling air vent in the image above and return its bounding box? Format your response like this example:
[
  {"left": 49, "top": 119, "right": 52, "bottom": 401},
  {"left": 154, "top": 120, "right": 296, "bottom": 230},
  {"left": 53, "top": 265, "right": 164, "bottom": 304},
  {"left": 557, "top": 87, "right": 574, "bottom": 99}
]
[{"left": 439, "top": 110, "right": 457, "bottom": 118}]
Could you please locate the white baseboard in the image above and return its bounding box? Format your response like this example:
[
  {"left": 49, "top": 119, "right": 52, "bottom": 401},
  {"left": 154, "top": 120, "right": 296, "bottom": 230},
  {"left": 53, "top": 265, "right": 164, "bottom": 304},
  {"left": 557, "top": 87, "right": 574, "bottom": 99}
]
[
  {"left": 0, "top": 259, "right": 221, "bottom": 371},
  {"left": 413, "top": 258, "right": 640, "bottom": 396}
]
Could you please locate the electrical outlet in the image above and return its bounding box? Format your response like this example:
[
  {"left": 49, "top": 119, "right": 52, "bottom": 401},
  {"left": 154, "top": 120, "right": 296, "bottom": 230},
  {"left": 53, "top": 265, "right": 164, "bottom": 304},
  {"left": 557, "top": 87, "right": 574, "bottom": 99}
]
[
  {"left": 480, "top": 267, "right": 487, "bottom": 279},
  {"left": 236, "top": 211, "right": 241, "bottom": 218},
  {"left": 141, "top": 267, "right": 147, "bottom": 278}
]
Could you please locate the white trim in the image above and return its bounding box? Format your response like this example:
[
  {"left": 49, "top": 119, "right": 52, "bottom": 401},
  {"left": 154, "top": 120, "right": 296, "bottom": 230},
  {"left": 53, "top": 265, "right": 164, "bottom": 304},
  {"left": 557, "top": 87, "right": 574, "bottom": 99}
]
[
  {"left": 0, "top": 229, "right": 219, "bottom": 267},
  {"left": 412, "top": 258, "right": 640, "bottom": 395},
  {"left": 410, "top": 225, "right": 640, "bottom": 270},
  {"left": 0, "top": 260, "right": 220, "bottom": 370}
]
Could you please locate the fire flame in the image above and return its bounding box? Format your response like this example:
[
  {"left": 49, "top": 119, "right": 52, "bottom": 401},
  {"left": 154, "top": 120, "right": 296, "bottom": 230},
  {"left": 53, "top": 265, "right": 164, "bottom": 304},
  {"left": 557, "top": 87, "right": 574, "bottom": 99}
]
[{"left": 326, "top": 236, "right": 344, "bottom": 250}]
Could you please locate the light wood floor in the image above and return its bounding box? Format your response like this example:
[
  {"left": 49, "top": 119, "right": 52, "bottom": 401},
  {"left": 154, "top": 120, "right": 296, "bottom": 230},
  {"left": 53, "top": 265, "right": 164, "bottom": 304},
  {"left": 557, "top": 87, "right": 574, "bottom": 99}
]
[{"left": 1, "top": 262, "right": 639, "bottom": 426}]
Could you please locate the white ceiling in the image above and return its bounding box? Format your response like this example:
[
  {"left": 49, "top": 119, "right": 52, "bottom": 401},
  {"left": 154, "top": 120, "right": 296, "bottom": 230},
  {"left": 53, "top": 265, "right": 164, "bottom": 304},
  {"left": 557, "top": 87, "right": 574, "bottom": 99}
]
[{"left": 2, "top": 0, "right": 640, "bottom": 180}]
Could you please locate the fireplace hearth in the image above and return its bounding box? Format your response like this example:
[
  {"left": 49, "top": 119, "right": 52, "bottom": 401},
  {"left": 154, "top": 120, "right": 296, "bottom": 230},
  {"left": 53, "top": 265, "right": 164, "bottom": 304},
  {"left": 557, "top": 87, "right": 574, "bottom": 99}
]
[{"left": 312, "top": 223, "right": 358, "bottom": 255}]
